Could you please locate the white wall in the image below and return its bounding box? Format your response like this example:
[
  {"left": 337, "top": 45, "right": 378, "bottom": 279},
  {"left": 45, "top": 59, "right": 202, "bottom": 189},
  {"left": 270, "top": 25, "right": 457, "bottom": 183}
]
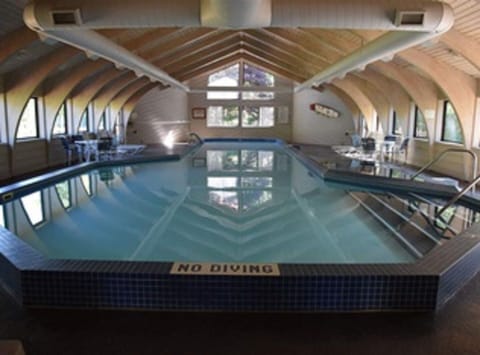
[
  {"left": 127, "top": 87, "right": 190, "bottom": 144},
  {"left": 293, "top": 88, "right": 355, "bottom": 145}
]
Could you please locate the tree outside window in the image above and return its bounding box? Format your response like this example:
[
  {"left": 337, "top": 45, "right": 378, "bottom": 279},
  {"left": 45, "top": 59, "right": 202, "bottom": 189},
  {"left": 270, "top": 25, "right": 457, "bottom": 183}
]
[
  {"left": 441, "top": 101, "right": 463, "bottom": 144},
  {"left": 207, "top": 106, "right": 239, "bottom": 127},
  {"left": 414, "top": 106, "right": 428, "bottom": 138},
  {"left": 242, "top": 107, "right": 274, "bottom": 128}
]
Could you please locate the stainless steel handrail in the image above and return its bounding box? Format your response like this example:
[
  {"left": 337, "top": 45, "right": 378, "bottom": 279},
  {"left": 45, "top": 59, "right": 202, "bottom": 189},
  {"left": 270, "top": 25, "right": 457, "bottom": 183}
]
[
  {"left": 188, "top": 132, "right": 203, "bottom": 144},
  {"left": 435, "top": 174, "right": 480, "bottom": 219},
  {"left": 410, "top": 148, "right": 478, "bottom": 184}
]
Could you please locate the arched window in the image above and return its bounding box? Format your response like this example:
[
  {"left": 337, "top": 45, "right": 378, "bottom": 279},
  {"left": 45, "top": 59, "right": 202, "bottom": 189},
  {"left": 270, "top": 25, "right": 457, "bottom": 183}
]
[
  {"left": 441, "top": 101, "right": 463, "bottom": 144},
  {"left": 413, "top": 106, "right": 428, "bottom": 138},
  {"left": 78, "top": 109, "right": 89, "bottom": 133},
  {"left": 98, "top": 112, "right": 107, "bottom": 131},
  {"left": 52, "top": 102, "right": 68, "bottom": 136},
  {"left": 17, "top": 98, "right": 39, "bottom": 139}
]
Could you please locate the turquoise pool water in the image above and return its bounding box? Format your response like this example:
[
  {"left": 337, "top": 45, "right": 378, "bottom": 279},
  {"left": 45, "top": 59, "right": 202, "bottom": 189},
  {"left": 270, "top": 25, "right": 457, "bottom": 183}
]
[{"left": 1, "top": 142, "right": 415, "bottom": 263}]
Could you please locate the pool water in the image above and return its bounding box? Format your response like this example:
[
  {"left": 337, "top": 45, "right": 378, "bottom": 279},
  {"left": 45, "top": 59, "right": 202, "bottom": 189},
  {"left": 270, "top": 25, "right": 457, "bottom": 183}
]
[{"left": 1, "top": 142, "right": 415, "bottom": 263}]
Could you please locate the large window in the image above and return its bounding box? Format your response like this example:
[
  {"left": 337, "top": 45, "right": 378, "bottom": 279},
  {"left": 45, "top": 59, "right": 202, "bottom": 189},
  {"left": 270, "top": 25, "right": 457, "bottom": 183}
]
[
  {"left": 52, "top": 102, "right": 68, "bottom": 136},
  {"left": 207, "top": 64, "right": 240, "bottom": 100},
  {"left": 78, "top": 109, "right": 89, "bottom": 133},
  {"left": 205, "top": 64, "right": 278, "bottom": 128},
  {"left": 441, "top": 101, "right": 463, "bottom": 144},
  {"left": 413, "top": 106, "right": 428, "bottom": 138},
  {"left": 242, "top": 107, "right": 274, "bottom": 128},
  {"left": 17, "top": 98, "right": 39, "bottom": 139},
  {"left": 242, "top": 63, "right": 275, "bottom": 100},
  {"left": 207, "top": 106, "right": 239, "bottom": 127}
]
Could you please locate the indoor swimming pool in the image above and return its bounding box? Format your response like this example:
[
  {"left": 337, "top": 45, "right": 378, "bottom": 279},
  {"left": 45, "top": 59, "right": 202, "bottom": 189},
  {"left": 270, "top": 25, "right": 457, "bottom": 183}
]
[
  {"left": 1, "top": 142, "right": 415, "bottom": 264},
  {"left": 0, "top": 139, "right": 480, "bottom": 312}
]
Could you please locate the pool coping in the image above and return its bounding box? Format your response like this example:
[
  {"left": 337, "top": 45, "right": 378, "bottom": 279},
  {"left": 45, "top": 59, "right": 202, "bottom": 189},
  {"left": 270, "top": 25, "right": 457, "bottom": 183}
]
[{"left": 1, "top": 138, "right": 480, "bottom": 312}]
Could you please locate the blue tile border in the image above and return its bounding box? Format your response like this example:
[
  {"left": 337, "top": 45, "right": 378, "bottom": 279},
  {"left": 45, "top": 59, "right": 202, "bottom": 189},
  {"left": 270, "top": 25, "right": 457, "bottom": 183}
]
[{"left": 0, "top": 139, "right": 480, "bottom": 312}]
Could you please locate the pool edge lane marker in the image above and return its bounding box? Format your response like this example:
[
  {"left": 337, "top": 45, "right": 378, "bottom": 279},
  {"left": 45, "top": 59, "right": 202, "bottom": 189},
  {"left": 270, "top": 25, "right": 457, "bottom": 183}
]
[{"left": 170, "top": 262, "right": 280, "bottom": 276}]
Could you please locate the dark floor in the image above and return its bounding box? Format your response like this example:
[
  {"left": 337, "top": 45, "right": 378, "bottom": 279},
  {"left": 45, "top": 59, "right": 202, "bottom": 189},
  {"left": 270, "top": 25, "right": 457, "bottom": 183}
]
[
  {"left": 2, "top": 143, "right": 480, "bottom": 354},
  {"left": 1, "top": 272, "right": 480, "bottom": 355}
]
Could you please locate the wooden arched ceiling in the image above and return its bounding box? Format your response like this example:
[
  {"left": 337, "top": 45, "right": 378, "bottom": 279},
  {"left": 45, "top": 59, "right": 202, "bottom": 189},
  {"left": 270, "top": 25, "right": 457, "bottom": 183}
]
[{"left": 2, "top": 0, "right": 480, "bottom": 138}]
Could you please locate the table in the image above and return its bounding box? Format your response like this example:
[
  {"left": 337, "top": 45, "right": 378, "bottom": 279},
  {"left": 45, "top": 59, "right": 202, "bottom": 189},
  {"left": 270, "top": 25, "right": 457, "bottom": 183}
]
[{"left": 74, "top": 140, "right": 98, "bottom": 161}]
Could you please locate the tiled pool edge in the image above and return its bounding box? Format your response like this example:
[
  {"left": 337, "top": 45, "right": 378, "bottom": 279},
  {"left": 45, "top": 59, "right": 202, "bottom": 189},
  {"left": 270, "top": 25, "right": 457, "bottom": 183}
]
[
  {"left": 1, "top": 139, "right": 480, "bottom": 312},
  {"left": 0, "top": 222, "right": 479, "bottom": 311}
]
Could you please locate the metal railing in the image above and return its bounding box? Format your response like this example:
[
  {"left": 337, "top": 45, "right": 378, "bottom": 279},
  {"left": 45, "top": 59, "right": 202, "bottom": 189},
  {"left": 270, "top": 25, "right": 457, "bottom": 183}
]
[
  {"left": 435, "top": 174, "right": 480, "bottom": 219},
  {"left": 188, "top": 132, "right": 203, "bottom": 144},
  {"left": 410, "top": 148, "right": 478, "bottom": 186}
]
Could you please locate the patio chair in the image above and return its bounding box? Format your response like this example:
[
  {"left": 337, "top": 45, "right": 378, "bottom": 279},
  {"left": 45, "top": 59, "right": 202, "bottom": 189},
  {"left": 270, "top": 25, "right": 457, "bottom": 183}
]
[
  {"left": 60, "top": 136, "right": 77, "bottom": 165},
  {"left": 97, "top": 137, "right": 114, "bottom": 160},
  {"left": 361, "top": 137, "right": 377, "bottom": 160}
]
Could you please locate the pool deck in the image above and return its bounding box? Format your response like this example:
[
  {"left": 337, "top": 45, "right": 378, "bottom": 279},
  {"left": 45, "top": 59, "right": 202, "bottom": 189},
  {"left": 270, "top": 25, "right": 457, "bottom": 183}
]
[{"left": 1, "top": 272, "right": 480, "bottom": 355}]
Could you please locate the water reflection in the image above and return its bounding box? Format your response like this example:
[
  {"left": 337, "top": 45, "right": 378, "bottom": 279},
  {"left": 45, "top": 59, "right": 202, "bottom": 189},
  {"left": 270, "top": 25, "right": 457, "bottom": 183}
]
[{"left": 204, "top": 149, "right": 281, "bottom": 213}]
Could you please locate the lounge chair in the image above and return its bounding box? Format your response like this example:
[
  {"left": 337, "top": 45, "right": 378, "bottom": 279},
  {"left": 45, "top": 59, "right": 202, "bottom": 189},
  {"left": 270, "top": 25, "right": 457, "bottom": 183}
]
[{"left": 116, "top": 144, "right": 146, "bottom": 155}]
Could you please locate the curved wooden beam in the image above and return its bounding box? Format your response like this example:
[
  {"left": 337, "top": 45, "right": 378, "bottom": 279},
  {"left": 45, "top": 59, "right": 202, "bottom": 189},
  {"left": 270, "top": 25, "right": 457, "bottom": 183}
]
[
  {"left": 109, "top": 79, "right": 154, "bottom": 127},
  {"left": 399, "top": 48, "right": 476, "bottom": 148},
  {"left": 346, "top": 76, "right": 390, "bottom": 133},
  {"left": 326, "top": 85, "right": 362, "bottom": 132},
  {"left": 71, "top": 67, "right": 126, "bottom": 129},
  {"left": 355, "top": 69, "right": 411, "bottom": 135},
  {"left": 123, "top": 85, "right": 159, "bottom": 126},
  {"left": 5, "top": 47, "right": 78, "bottom": 144},
  {"left": 331, "top": 79, "right": 375, "bottom": 130},
  {"left": 44, "top": 60, "right": 109, "bottom": 138},
  {"left": 92, "top": 73, "right": 138, "bottom": 127},
  {"left": 370, "top": 61, "right": 438, "bottom": 141}
]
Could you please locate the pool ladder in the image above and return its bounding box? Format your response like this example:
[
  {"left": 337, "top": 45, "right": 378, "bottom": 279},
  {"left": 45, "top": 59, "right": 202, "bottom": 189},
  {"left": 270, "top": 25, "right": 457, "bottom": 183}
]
[
  {"left": 188, "top": 132, "right": 203, "bottom": 145},
  {"left": 409, "top": 148, "right": 479, "bottom": 221}
]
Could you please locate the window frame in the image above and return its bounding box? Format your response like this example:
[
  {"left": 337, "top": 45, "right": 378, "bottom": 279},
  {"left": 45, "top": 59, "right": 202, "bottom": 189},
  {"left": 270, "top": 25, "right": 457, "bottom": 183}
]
[
  {"left": 16, "top": 97, "right": 40, "bottom": 140},
  {"left": 20, "top": 191, "right": 46, "bottom": 227},
  {"left": 441, "top": 101, "right": 463, "bottom": 144},
  {"left": 205, "top": 63, "right": 279, "bottom": 128},
  {"left": 55, "top": 180, "right": 72, "bottom": 210},
  {"left": 206, "top": 106, "right": 240, "bottom": 128},
  {"left": 78, "top": 109, "right": 90, "bottom": 133},
  {"left": 52, "top": 102, "right": 68, "bottom": 136},
  {"left": 391, "top": 111, "right": 402, "bottom": 135},
  {"left": 413, "top": 106, "right": 428, "bottom": 139},
  {"left": 241, "top": 106, "right": 275, "bottom": 128}
]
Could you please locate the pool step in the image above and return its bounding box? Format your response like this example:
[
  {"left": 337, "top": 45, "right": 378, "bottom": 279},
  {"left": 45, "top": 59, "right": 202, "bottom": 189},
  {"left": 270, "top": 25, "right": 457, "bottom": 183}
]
[
  {"left": 389, "top": 193, "right": 468, "bottom": 238},
  {"left": 349, "top": 191, "right": 442, "bottom": 256}
]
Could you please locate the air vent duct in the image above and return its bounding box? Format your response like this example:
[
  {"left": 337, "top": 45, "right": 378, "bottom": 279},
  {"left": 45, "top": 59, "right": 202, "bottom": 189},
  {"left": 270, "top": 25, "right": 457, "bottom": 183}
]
[
  {"left": 51, "top": 9, "right": 82, "bottom": 26},
  {"left": 395, "top": 10, "right": 425, "bottom": 27}
]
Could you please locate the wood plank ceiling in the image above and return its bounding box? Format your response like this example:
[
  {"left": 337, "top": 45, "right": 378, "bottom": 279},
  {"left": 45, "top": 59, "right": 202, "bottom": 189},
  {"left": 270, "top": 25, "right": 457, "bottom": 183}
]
[{"left": 2, "top": 0, "right": 480, "bottom": 93}]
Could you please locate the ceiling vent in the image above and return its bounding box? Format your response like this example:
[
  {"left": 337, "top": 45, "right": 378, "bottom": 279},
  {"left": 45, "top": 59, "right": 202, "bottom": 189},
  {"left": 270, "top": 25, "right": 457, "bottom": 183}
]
[
  {"left": 395, "top": 10, "right": 425, "bottom": 27},
  {"left": 51, "top": 9, "right": 82, "bottom": 26}
]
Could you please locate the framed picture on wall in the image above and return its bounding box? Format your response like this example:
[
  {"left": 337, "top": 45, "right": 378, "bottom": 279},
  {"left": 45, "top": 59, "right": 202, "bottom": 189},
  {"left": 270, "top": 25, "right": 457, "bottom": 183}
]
[{"left": 192, "top": 107, "right": 206, "bottom": 119}]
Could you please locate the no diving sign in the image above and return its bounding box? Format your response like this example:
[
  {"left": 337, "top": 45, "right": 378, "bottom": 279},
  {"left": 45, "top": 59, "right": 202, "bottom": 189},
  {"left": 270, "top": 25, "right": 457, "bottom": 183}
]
[{"left": 170, "top": 262, "right": 280, "bottom": 276}]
